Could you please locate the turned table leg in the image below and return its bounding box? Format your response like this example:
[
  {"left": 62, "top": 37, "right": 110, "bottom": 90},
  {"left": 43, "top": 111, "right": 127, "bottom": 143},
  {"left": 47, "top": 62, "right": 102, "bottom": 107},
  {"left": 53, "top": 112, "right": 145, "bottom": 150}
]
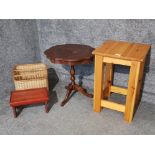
[
  {"left": 61, "top": 65, "right": 93, "bottom": 106},
  {"left": 61, "top": 66, "right": 75, "bottom": 106},
  {"left": 61, "top": 84, "right": 73, "bottom": 106},
  {"left": 75, "top": 84, "right": 93, "bottom": 98}
]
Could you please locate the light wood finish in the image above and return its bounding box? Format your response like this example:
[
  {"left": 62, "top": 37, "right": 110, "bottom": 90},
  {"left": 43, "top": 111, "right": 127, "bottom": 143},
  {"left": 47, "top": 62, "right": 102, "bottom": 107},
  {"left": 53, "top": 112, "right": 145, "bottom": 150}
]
[
  {"left": 134, "top": 62, "right": 145, "bottom": 111},
  {"left": 103, "top": 57, "right": 131, "bottom": 66},
  {"left": 93, "top": 40, "right": 151, "bottom": 123},
  {"left": 93, "top": 40, "right": 151, "bottom": 62},
  {"left": 93, "top": 55, "right": 104, "bottom": 112},
  {"left": 104, "top": 63, "right": 113, "bottom": 97},
  {"left": 102, "top": 87, "right": 109, "bottom": 99},
  {"left": 101, "top": 100, "right": 125, "bottom": 112},
  {"left": 110, "top": 86, "right": 128, "bottom": 95},
  {"left": 124, "top": 61, "right": 141, "bottom": 122}
]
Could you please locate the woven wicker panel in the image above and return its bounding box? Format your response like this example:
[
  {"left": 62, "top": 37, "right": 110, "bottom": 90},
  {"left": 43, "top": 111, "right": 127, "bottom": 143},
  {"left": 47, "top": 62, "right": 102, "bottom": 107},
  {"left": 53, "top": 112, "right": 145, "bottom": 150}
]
[{"left": 13, "top": 63, "right": 48, "bottom": 90}]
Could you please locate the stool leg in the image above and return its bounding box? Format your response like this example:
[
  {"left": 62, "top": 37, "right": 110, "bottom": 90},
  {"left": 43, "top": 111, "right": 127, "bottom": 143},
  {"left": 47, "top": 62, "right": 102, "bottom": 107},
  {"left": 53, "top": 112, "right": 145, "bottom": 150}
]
[
  {"left": 134, "top": 62, "right": 145, "bottom": 112},
  {"left": 124, "top": 61, "right": 141, "bottom": 122},
  {"left": 104, "top": 63, "right": 113, "bottom": 97},
  {"left": 12, "top": 107, "right": 17, "bottom": 118},
  {"left": 45, "top": 102, "right": 48, "bottom": 113},
  {"left": 94, "top": 55, "right": 104, "bottom": 112}
]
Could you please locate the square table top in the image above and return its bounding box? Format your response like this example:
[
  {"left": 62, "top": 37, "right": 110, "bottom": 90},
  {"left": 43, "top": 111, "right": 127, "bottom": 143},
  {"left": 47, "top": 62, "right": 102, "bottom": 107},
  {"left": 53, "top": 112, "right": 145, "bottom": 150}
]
[
  {"left": 10, "top": 88, "right": 48, "bottom": 106},
  {"left": 93, "top": 40, "right": 151, "bottom": 62}
]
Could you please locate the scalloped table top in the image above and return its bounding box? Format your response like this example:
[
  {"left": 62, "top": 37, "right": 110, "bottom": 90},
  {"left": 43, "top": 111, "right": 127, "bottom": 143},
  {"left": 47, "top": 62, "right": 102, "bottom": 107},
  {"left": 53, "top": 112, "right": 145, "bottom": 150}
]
[{"left": 44, "top": 44, "right": 94, "bottom": 66}]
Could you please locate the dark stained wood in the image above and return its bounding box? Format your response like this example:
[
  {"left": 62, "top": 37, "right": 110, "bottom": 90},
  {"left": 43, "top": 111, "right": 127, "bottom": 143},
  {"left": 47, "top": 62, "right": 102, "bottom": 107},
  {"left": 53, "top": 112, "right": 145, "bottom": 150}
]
[
  {"left": 44, "top": 44, "right": 94, "bottom": 65},
  {"left": 61, "top": 66, "right": 93, "bottom": 106},
  {"left": 44, "top": 44, "right": 94, "bottom": 106},
  {"left": 10, "top": 88, "right": 49, "bottom": 117}
]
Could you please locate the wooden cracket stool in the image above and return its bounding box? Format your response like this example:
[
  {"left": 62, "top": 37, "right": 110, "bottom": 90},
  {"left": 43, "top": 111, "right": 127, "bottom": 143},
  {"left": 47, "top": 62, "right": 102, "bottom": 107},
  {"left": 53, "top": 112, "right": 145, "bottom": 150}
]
[{"left": 93, "top": 40, "right": 151, "bottom": 123}]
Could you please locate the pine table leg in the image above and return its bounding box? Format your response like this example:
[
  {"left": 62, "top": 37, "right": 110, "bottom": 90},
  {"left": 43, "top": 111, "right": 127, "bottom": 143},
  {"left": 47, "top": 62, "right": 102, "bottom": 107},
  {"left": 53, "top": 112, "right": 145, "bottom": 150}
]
[
  {"left": 104, "top": 63, "right": 113, "bottom": 98},
  {"left": 134, "top": 62, "right": 145, "bottom": 113},
  {"left": 94, "top": 55, "right": 104, "bottom": 112},
  {"left": 124, "top": 61, "right": 141, "bottom": 122}
]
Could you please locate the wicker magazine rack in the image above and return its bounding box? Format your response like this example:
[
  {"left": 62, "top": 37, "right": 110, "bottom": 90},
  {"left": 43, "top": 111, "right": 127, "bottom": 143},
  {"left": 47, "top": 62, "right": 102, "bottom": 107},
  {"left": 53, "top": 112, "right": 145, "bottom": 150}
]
[{"left": 13, "top": 63, "right": 48, "bottom": 90}]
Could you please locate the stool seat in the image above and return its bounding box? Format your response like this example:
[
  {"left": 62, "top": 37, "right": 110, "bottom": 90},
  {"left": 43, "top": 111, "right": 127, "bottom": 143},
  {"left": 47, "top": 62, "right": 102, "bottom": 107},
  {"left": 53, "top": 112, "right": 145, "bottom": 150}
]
[
  {"left": 94, "top": 40, "right": 150, "bottom": 62},
  {"left": 10, "top": 88, "right": 49, "bottom": 118},
  {"left": 93, "top": 40, "right": 151, "bottom": 123}
]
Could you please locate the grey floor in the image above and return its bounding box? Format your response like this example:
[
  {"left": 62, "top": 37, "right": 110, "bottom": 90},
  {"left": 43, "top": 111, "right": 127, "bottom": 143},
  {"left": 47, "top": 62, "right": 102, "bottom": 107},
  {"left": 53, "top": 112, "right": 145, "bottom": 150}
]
[{"left": 0, "top": 81, "right": 155, "bottom": 135}]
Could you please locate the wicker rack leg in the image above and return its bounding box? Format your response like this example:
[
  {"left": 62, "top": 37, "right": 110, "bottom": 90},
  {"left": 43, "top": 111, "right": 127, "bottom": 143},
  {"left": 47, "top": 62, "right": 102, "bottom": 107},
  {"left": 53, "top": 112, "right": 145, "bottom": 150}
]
[
  {"left": 45, "top": 102, "right": 48, "bottom": 113},
  {"left": 12, "top": 107, "right": 17, "bottom": 118}
]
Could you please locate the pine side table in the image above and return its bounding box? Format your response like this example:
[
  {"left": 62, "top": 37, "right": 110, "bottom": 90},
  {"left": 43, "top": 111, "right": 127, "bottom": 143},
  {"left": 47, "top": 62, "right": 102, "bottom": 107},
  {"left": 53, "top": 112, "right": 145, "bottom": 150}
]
[{"left": 93, "top": 40, "right": 151, "bottom": 122}]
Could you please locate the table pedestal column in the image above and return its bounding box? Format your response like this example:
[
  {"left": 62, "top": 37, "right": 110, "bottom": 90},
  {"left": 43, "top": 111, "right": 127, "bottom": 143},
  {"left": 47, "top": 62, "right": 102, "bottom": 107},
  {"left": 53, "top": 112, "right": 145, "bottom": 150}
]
[{"left": 61, "top": 65, "right": 93, "bottom": 106}]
